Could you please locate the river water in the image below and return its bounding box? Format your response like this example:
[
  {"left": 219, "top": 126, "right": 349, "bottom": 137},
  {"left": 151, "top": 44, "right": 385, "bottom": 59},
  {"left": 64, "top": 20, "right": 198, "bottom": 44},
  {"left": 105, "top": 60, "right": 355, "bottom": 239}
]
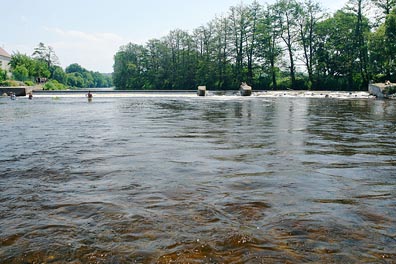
[{"left": 0, "top": 95, "right": 395, "bottom": 263}]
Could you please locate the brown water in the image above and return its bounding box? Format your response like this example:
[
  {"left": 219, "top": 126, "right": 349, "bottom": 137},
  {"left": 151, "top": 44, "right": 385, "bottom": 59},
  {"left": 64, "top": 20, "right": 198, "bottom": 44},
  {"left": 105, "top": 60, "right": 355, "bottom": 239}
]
[{"left": 0, "top": 96, "right": 395, "bottom": 263}]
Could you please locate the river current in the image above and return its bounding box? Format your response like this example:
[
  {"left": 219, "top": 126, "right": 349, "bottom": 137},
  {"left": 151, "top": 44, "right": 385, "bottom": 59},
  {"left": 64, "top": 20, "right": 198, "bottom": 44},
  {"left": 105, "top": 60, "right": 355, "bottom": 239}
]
[{"left": 0, "top": 95, "right": 395, "bottom": 263}]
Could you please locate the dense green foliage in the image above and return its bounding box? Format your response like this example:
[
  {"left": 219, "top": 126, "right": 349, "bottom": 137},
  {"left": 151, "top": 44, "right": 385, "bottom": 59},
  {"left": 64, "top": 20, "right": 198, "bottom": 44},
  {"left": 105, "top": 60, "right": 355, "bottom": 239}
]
[
  {"left": 0, "top": 65, "right": 7, "bottom": 82},
  {"left": 8, "top": 43, "right": 113, "bottom": 89},
  {"left": 384, "top": 85, "right": 396, "bottom": 95},
  {"left": 113, "top": 0, "right": 396, "bottom": 91},
  {"left": 43, "top": 80, "right": 67, "bottom": 90},
  {"left": 64, "top": 63, "right": 112, "bottom": 88},
  {"left": 0, "top": 80, "right": 23, "bottom": 87},
  {"left": 9, "top": 52, "right": 50, "bottom": 82}
]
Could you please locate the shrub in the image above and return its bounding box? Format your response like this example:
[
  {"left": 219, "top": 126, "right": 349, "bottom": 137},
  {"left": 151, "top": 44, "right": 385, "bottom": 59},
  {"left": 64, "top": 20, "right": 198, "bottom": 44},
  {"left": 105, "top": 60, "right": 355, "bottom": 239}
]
[
  {"left": 0, "top": 68, "right": 6, "bottom": 82},
  {"left": 277, "top": 77, "right": 291, "bottom": 90},
  {"left": 294, "top": 77, "right": 308, "bottom": 90},
  {"left": 0, "top": 80, "right": 20, "bottom": 87},
  {"left": 24, "top": 80, "right": 35, "bottom": 86},
  {"left": 13, "top": 65, "right": 29, "bottom": 81},
  {"left": 43, "top": 80, "right": 67, "bottom": 90},
  {"left": 373, "top": 74, "right": 387, "bottom": 83},
  {"left": 384, "top": 85, "right": 396, "bottom": 95}
]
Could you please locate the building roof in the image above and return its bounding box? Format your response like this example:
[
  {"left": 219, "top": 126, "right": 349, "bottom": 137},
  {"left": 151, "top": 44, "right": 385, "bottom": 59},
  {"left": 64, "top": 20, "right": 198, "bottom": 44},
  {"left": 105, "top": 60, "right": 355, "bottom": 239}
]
[{"left": 0, "top": 47, "right": 11, "bottom": 58}]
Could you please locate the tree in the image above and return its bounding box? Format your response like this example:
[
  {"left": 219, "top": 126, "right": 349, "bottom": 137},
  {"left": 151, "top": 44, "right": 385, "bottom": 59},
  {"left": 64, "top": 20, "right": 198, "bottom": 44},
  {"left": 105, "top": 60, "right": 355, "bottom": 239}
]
[
  {"left": 66, "top": 72, "right": 85, "bottom": 87},
  {"left": 272, "top": 0, "right": 303, "bottom": 89},
  {"left": 92, "top": 71, "right": 107, "bottom": 87},
  {"left": 193, "top": 24, "right": 215, "bottom": 88},
  {"left": 10, "top": 52, "right": 50, "bottom": 81},
  {"left": 245, "top": 1, "right": 261, "bottom": 84},
  {"left": 32, "top": 42, "right": 59, "bottom": 68},
  {"left": 164, "top": 29, "right": 196, "bottom": 89},
  {"left": 212, "top": 16, "right": 233, "bottom": 89},
  {"left": 229, "top": 4, "right": 250, "bottom": 85},
  {"left": 315, "top": 11, "right": 367, "bottom": 90},
  {"left": 0, "top": 64, "right": 7, "bottom": 82},
  {"left": 369, "top": 24, "right": 386, "bottom": 80},
  {"left": 256, "top": 4, "right": 283, "bottom": 89},
  {"left": 384, "top": 8, "right": 396, "bottom": 80},
  {"left": 32, "top": 60, "right": 50, "bottom": 80},
  {"left": 13, "top": 65, "right": 29, "bottom": 81},
  {"left": 372, "top": 11, "right": 396, "bottom": 86},
  {"left": 9, "top": 53, "right": 35, "bottom": 75},
  {"left": 65, "top": 63, "right": 86, "bottom": 74},
  {"left": 83, "top": 72, "right": 94, "bottom": 87},
  {"left": 146, "top": 38, "right": 171, "bottom": 89},
  {"left": 343, "top": 0, "right": 371, "bottom": 88},
  {"left": 298, "top": 0, "right": 323, "bottom": 89},
  {"left": 113, "top": 43, "right": 148, "bottom": 89},
  {"left": 373, "top": 0, "right": 396, "bottom": 19},
  {"left": 112, "top": 0, "right": 395, "bottom": 91},
  {"left": 51, "top": 66, "right": 67, "bottom": 84}
]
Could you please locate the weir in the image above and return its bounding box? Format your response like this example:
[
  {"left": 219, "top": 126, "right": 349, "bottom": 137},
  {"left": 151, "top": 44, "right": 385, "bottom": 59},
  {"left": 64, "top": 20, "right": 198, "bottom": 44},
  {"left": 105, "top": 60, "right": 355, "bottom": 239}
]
[
  {"left": 0, "top": 86, "right": 39, "bottom": 96},
  {"left": 33, "top": 89, "right": 197, "bottom": 95},
  {"left": 1, "top": 87, "right": 28, "bottom": 96}
]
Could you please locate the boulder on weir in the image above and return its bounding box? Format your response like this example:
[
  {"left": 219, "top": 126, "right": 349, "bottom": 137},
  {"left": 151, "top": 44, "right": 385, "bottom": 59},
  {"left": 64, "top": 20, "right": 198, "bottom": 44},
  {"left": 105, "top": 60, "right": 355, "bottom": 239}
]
[{"left": 369, "top": 82, "right": 396, "bottom": 99}]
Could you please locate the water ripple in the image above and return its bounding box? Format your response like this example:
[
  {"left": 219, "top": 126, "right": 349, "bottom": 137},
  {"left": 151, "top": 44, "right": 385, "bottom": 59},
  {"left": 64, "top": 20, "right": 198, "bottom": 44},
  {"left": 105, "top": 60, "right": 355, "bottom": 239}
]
[{"left": 0, "top": 97, "right": 395, "bottom": 263}]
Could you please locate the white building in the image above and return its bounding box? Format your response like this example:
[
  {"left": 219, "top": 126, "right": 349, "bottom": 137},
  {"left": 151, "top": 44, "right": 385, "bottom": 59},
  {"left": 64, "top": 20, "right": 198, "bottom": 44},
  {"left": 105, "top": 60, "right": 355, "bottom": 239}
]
[{"left": 0, "top": 47, "right": 11, "bottom": 73}]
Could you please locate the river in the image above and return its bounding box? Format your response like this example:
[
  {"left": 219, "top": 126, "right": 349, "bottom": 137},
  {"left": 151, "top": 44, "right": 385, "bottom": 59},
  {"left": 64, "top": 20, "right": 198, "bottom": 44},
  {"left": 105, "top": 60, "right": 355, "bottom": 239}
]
[{"left": 0, "top": 95, "right": 395, "bottom": 263}]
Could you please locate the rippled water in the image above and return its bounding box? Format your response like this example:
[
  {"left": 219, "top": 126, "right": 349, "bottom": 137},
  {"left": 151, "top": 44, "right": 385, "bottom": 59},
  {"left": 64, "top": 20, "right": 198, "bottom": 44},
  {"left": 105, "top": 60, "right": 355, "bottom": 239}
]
[{"left": 1, "top": 95, "right": 395, "bottom": 263}]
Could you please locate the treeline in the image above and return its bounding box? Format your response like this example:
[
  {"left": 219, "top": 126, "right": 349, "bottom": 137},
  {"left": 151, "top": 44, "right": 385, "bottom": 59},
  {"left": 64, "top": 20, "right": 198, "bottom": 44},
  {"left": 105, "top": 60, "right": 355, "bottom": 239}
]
[
  {"left": 113, "top": 0, "right": 396, "bottom": 91},
  {"left": 7, "top": 43, "right": 112, "bottom": 89}
]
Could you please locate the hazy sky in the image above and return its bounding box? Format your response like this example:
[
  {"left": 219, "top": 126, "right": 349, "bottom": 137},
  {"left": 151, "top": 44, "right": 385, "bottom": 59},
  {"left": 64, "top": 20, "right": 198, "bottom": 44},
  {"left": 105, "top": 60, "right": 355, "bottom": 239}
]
[{"left": 2, "top": 0, "right": 347, "bottom": 73}]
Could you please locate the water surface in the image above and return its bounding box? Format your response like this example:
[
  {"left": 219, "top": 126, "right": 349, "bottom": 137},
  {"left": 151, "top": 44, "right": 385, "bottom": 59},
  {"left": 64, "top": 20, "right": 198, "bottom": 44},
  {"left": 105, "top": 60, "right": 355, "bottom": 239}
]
[{"left": 0, "top": 96, "right": 395, "bottom": 263}]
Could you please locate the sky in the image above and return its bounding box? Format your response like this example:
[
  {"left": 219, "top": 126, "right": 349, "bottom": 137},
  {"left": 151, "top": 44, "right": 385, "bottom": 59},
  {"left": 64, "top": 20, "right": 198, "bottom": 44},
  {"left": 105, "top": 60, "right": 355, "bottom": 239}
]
[{"left": 2, "top": 0, "right": 347, "bottom": 73}]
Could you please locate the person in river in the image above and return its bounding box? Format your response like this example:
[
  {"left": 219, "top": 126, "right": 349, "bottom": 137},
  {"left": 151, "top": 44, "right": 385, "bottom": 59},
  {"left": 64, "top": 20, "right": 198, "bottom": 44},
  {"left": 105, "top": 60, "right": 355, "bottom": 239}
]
[
  {"left": 87, "top": 91, "right": 93, "bottom": 101},
  {"left": 28, "top": 92, "right": 33, "bottom": 100}
]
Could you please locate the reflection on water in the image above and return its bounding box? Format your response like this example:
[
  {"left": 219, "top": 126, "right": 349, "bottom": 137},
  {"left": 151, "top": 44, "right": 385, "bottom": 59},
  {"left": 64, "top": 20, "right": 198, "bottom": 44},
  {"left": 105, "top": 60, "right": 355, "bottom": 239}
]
[{"left": 0, "top": 96, "right": 395, "bottom": 263}]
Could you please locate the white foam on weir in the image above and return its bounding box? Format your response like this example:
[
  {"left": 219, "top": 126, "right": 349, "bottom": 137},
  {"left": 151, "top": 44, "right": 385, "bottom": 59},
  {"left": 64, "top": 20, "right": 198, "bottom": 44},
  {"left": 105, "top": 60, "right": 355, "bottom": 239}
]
[
  {"left": 253, "top": 91, "right": 373, "bottom": 99},
  {"left": 32, "top": 93, "right": 198, "bottom": 98},
  {"left": 30, "top": 91, "right": 373, "bottom": 99}
]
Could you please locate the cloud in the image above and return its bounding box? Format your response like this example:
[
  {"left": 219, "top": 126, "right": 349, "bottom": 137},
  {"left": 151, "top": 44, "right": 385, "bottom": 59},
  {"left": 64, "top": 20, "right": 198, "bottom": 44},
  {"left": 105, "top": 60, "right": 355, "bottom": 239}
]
[{"left": 44, "top": 27, "right": 126, "bottom": 73}]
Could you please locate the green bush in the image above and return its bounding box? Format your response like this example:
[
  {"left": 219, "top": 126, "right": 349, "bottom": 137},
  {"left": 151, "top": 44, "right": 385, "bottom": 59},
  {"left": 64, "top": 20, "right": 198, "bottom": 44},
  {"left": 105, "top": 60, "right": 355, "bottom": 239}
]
[
  {"left": 43, "top": 80, "right": 67, "bottom": 90},
  {"left": 24, "top": 80, "right": 35, "bottom": 86},
  {"left": 13, "top": 65, "right": 29, "bottom": 81},
  {"left": 373, "top": 74, "right": 387, "bottom": 83},
  {"left": 316, "top": 77, "right": 351, "bottom": 91},
  {"left": 0, "top": 80, "right": 20, "bottom": 87},
  {"left": 384, "top": 85, "right": 396, "bottom": 95},
  {"left": 277, "top": 77, "right": 291, "bottom": 90},
  {"left": 294, "top": 78, "right": 308, "bottom": 90},
  {"left": 0, "top": 68, "right": 6, "bottom": 82}
]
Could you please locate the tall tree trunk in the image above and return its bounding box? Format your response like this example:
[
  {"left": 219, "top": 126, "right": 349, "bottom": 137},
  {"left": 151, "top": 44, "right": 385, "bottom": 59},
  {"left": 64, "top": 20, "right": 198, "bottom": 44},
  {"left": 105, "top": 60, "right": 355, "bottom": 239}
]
[{"left": 356, "top": 0, "right": 369, "bottom": 89}]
